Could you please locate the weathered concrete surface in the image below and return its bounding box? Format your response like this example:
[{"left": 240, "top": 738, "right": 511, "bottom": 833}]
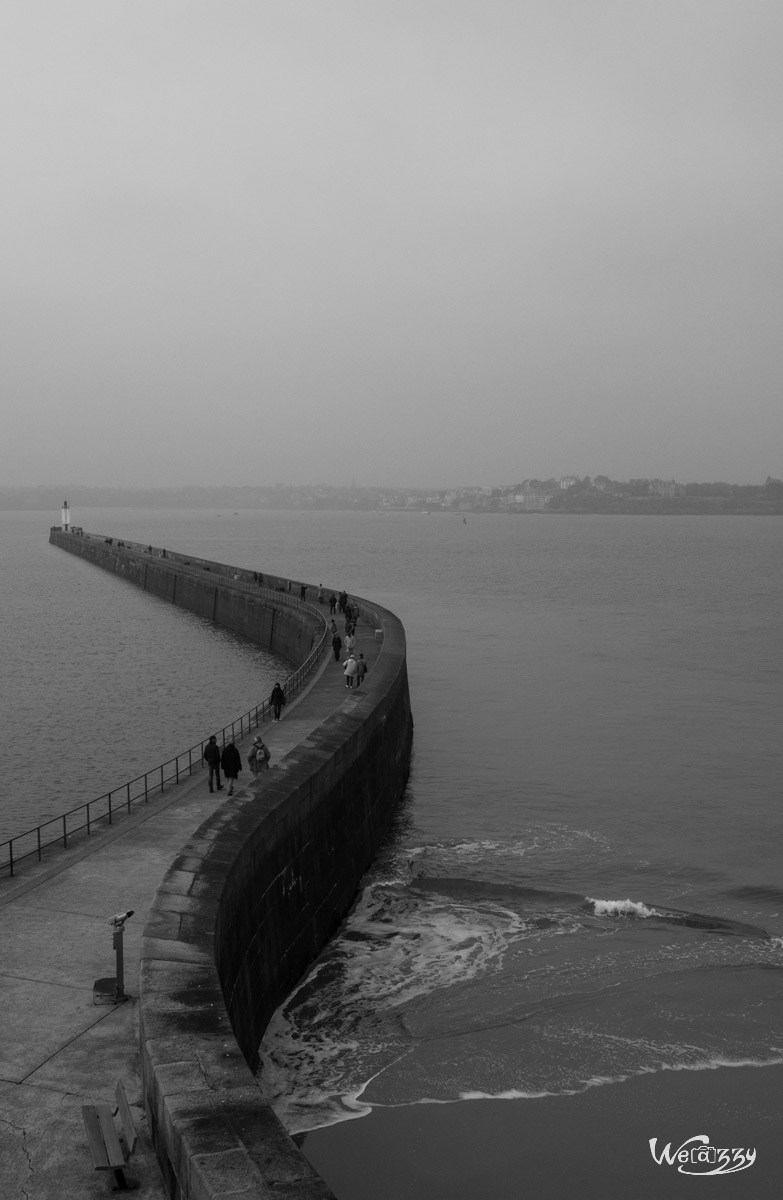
[{"left": 0, "top": 575, "right": 408, "bottom": 1199}]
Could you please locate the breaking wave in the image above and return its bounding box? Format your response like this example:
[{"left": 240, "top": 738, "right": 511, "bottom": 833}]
[{"left": 586, "top": 897, "right": 770, "bottom": 938}]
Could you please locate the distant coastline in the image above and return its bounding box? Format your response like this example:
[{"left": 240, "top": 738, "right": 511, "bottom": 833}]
[{"left": 3, "top": 477, "right": 783, "bottom": 516}]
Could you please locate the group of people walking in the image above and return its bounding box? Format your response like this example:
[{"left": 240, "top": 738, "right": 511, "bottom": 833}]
[
  {"left": 203, "top": 583, "right": 370, "bottom": 797},
  {"left": 203, "top": 731, "right": 272, "bottom": 795},
  {"left": 342, "top": 651, "right": 367, "bottom": 688},
  {"left": 202, "top": 680, "right": 285, "bottom": 795},
  {"left": 327, "top": 592, "right": 369, "bottom": 688}
]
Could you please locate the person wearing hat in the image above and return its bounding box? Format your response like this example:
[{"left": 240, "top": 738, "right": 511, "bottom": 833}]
[
  {"left": 343, "top": 652, "right": 359, "bottom": 688},
  {"left": 249, "top": 734, "right": 271, "bottom": 775}
]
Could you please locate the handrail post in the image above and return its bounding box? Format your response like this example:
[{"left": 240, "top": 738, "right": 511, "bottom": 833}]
[
  {"left": 126, "top": 782, "right": 131, "bottom": 813},
  {"left": 108, "top": 792, "right": 113, "bottom": 824},
  {"left": 160, "top": 765, "right": 164, "bottom": 794},
  {"left": 62, "top": 814, "right": 67, "bottom": 849}
]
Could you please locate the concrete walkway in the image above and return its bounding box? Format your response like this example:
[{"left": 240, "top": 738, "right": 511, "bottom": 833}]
[{"left": 0, "top": 617, "right": 380, "bottom": 1199}]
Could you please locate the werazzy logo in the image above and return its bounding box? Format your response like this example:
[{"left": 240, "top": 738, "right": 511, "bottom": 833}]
[{"left": 649, "top": 1135, "right": 756, "bottom": 1176}]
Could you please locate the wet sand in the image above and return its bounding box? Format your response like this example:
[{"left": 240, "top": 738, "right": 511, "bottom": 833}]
[{"left": 301, "top": 1064, "right": 782, "bottom": 1199}]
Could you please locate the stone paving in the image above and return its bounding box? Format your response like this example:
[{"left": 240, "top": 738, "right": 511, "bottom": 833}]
[{"left": 0, "top": 616, "right": 380, "bottom": 1200}]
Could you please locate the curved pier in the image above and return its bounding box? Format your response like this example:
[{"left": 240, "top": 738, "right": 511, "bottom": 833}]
[{"left": 0, "top": 531, "right": 413, "bottom": 1199}]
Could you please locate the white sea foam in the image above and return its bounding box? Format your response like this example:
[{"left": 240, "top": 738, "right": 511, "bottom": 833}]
[
  {"left": 458, "top": 1054, "right": 783, "bottom": 1105},
  {"left": 588, "top": 897, "right": 660, "bottom": 918},
  {"left": 407, "top": 828, "right": 611, "bottom": 880},
  {"left": 260, "top": 849, "right": 783, "bottom": 1137},
  {"left": 258, "top": 878, "right": 538, "bottom": 1133},
  {"left": 459, "top": 1087, "right": 558, "bottom": 1101},
  {"left": 334, "top": 883, "right": 531, "bottom": 1009},
  {"left": 660, "top": 1053, "right": 783, "bottom": 1073}
]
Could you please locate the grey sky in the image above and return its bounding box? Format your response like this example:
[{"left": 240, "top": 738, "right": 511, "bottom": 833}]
[{"left": 3, "top": 2, "right": 782, "bottom": 488}]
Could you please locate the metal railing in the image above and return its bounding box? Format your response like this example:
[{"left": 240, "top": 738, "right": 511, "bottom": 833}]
[{"left": 2, "top": 547, "right": 331, "bottom": 879}]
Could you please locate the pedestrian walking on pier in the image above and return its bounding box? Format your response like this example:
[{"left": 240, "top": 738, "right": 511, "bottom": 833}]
[
  {"left": 249, "top": 735, "right": 270, "bottom": 775},
  {"left": 338, "top": 590, "right": 348, "bottom": 614},
  {"left": 343, "top": 653, "right": 358, "bottom": 688},
  {"left": 220, "top": 740, "right": 242, "bottom": 796},
  {"left": 318, "top": 585, "right": 324, "bottom": 604},
  {"left": 355, "top": 653, "right": 368, "bottom": 688},
  {"left": 328, "top": 618, "right": 338, "bottom": 636},
  {"left": 203, "top": 736, "right": 223, "bottom": 792},
  {"left": 300, "top": 584, "right": 307, "bottom": 600},
  {"left": 328, "top": 593, "right": 337, "bottom": 614},
  {"left": 344, "top": 631, "right": 356, "bottom": 657},
  {"left": 270, "top": 682, "right": 286, "bottom": 721},
  {"left": 332, "top": 633, "right": 342, "bottom": 661}
]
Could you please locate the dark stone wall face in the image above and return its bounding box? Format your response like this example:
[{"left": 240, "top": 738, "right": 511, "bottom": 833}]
[
  {"left": 49, "top": 529, "right": 321, "bottom": 666},
  {"left": 216, "top": 645, "right": 413, "bottom": 1068},
  {"left": 50, "top": 527, "right": 413, "bottom": 1200}
]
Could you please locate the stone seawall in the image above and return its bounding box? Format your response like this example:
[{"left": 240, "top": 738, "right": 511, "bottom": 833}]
[
  {"left": 49, "top": 527, "right": 413, "bottom": 1199},
  {"left": 49, "top": 528, "right": 321, "bottom": 668}
]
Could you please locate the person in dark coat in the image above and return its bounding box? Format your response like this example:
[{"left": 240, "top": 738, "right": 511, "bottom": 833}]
[
  {"left": 328, "top": 593, "right": 337, "bottom": 614},
  {"left": 270, "top": 682, "right": 286, "bottom": 721},
  {"left": 220, "top": 740, "right": 242, "bottom": 796},
  {"left": 332, "top": 633, "right": 342, "bottom": 661},
  {"left": 203, "top": 735, "right": 223, "bottom": 792}
]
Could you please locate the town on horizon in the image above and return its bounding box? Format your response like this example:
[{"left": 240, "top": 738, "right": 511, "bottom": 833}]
[{"left": 4, "top": 475, "right": 783, "bottom": 516}]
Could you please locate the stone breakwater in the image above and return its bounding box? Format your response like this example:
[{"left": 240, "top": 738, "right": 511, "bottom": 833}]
[
  {"left": 49, "top": 527, "right": 325, "bottom": 666},
  {"left": 49, "top": 528, "right": 413, "bottom": 1199}
]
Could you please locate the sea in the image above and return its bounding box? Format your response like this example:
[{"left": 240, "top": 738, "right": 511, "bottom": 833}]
[{"left": 3, "top": 507, "right": 783, "bottom": 1197}]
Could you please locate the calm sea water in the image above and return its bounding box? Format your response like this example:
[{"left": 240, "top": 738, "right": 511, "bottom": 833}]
[
  {"left": 4, "top": 507, "right": 783, "bottom": 1195},
  {"left": 0, "top": 511, "right": 284, "bottom": 843}
]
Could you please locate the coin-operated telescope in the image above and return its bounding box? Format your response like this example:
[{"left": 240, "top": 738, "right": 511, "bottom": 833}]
[{"left": 93, "top": 910, "right": 135, "bottom": 1004}]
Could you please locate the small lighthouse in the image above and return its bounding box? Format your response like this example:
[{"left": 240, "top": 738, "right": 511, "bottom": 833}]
[{"left": 61, "top": 499, "right": 71, "bottom": 532}]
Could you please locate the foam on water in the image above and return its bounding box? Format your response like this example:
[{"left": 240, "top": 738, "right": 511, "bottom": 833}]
[
  {"left": 459, "top": 1054, "right": 783, "bottom": 1103},
  {"left": 260, "top": 838, "right": 783, "bottom": 1135},
  {"left": 588, "top": 897, "right": 659, "bottom": 918}
]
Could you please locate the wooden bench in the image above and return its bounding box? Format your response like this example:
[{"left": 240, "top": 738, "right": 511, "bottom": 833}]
[{"left": 81, "top": 1079, "right": 138, "bottom": 1190}]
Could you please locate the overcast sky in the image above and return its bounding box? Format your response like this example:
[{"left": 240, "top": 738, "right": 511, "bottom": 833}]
[{"left": 3, "top": 2, "right": 782, "bottom": 489}]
